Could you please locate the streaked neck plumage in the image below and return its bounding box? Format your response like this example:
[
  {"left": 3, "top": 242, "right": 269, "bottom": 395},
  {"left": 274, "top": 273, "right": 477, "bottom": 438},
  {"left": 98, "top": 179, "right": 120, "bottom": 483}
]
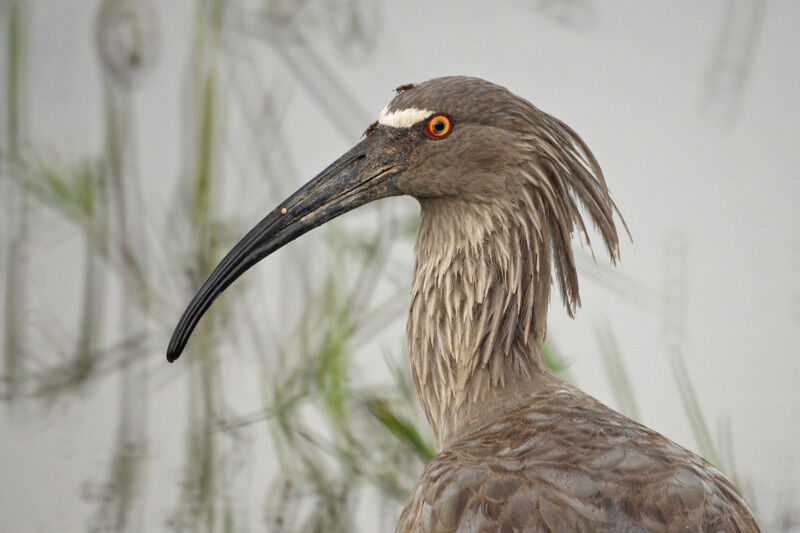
[{"left": 407, "top": 197, "right": 558, "bottom": 447}]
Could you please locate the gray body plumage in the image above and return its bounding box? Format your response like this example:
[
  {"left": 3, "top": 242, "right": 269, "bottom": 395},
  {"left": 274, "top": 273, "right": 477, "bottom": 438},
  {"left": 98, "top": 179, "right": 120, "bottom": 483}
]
[
  {"left": 167, "top": 77, "right": 759, "bottom": 532},
  {"left": 395, "top": 382, "right": 756, "bottom": 532}
]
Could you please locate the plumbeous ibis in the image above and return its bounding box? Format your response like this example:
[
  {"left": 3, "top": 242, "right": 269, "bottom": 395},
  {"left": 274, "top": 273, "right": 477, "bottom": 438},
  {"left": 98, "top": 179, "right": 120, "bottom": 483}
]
[{"left": 168, "top": 77, "right": 759, "bottom": 532}]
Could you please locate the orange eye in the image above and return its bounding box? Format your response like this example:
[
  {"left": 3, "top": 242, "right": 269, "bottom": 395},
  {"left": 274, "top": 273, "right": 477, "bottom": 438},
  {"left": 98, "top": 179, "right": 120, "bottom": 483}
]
[{"left": 425, "top": 115, "right": 452, "bottom": 138}]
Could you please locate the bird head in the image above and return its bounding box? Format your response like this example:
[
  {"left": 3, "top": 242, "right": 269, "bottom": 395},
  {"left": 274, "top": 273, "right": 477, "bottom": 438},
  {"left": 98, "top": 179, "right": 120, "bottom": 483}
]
[{"left": 167, "top": 76, "right": 623, "bottom": 362}]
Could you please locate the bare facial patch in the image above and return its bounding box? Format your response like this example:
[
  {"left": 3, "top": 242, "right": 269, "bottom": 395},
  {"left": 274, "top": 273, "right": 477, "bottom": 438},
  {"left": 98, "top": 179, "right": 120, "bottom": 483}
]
[{"left": 378, "top": 106, "right": 434, "bottom": 128}]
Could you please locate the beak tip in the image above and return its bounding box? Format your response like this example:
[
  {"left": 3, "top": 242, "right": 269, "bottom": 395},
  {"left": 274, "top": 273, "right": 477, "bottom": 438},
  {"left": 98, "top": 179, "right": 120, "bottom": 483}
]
[{"left": 166, "top": 340, "right": 183, "bottom": 363}]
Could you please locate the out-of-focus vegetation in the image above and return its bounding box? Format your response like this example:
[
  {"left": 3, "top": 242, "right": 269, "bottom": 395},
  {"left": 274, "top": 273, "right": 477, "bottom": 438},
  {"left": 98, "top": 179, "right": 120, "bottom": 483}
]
[{"left": 0, "top": 1, "right": 794, "bottom": 531}]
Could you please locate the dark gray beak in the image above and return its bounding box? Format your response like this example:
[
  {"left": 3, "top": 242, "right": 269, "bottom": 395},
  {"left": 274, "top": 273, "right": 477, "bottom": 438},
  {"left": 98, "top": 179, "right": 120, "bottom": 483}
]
[{"left": 167, "top": 128, "right": 406, "bottom": 362}]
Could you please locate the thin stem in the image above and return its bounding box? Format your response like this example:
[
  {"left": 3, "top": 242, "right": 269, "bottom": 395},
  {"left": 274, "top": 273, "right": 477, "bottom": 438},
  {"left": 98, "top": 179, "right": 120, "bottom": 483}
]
[{"left": 2, "top": 0, "right": 30, "bottom": 401}]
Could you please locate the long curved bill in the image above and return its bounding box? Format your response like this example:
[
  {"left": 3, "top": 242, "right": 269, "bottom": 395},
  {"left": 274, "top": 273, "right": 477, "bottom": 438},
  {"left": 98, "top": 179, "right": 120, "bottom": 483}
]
[{"left": 167, "top": 128, "right": 405, "bottom": 362}]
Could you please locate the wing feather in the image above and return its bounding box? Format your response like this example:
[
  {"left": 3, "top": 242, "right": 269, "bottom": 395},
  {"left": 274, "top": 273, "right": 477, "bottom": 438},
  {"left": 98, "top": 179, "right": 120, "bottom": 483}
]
[{"left": 396, "top": 389, "right": 759, "bottom": 532}]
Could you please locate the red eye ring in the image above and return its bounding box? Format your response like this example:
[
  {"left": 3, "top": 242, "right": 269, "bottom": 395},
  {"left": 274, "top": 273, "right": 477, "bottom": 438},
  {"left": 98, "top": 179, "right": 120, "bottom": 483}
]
[{"left": 425, "top": 115, "right": 452, "bottom": 138}]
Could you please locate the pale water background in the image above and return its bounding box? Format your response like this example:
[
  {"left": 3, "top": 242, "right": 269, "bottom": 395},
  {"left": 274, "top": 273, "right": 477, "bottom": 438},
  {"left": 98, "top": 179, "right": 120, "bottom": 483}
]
[{"left": 1, "top": 1, "right": 799, "bottom": 531}]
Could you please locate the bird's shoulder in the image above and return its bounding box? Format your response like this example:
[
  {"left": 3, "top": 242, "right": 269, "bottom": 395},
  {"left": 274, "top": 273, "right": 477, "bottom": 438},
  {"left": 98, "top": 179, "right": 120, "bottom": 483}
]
[{"left": 396, "top": 388, "right": 758, "bottom": 533}]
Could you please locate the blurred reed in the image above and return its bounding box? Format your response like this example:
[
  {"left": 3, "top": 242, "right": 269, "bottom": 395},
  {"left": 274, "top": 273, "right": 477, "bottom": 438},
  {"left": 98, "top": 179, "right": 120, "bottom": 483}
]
[
  {"left": 596, "top": 321, "right": 641, "bottom": 421},
  {"left": 0, "top": 1, "right": 791, "bottom": 531},
  {"left": 89, "top": 0, "right": 158, "bottom": 530},
  {"left": 2, "top": 0, "right": 30, "bottom": 403}
]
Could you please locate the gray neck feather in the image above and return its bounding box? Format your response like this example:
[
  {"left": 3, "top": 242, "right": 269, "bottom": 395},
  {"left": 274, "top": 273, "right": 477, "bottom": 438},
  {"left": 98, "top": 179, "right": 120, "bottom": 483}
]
[
  {"left": 405, "top": 113, "right": 623, "bottom": 448},
  {"left": 407, "top": 197, "right": 554, "bottom": 447}
]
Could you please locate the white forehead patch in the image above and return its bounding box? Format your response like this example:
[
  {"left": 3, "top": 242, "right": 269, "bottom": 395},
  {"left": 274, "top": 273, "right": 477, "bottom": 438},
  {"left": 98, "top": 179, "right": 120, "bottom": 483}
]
[{"left": 378, "top": 106, "right": 434, "bottom": 128}]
